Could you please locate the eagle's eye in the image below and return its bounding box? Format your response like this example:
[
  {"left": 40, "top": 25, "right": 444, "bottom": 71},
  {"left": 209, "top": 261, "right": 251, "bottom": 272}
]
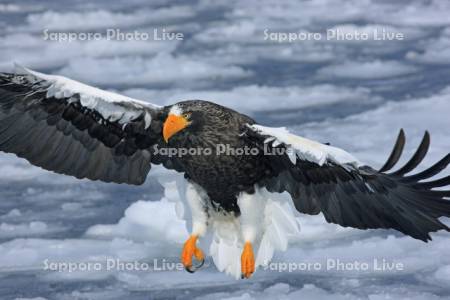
[{"left": 182, "top": 112, "right": 192, "bottom": 119}]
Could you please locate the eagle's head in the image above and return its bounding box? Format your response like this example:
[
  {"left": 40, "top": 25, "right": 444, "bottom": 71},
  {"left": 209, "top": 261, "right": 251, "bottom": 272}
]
[
  {"left": 162, "top": 100, "right": 241, "bottom": 144},
  {"left": 162, "top": 101, "right": 208, "bottom": 143}
]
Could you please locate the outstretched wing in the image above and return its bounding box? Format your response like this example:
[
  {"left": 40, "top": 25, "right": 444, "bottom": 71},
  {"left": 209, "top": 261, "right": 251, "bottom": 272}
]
[
  {"left": 0, "top": 66, "right": 170, "bottom": 185},
  {"left": 245, "top": 124, "right": 450, "bottom": 242}
]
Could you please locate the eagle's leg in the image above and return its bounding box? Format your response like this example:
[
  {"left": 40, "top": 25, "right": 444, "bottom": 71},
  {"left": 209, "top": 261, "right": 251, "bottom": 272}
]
[
  {"left": 237, "top": 191, "right": 260, "bottom": 279},
  {"left": 181, "top": 182, "right": 208, "bottom": 273}
]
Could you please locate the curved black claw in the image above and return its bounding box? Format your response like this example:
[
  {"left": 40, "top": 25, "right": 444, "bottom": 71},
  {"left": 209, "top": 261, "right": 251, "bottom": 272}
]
[
  {"left": 241, "top": 273, "right": 253, "bottom": 279},
  {"left": 185, "top": 257, "right": 205, "bottom": 273}
]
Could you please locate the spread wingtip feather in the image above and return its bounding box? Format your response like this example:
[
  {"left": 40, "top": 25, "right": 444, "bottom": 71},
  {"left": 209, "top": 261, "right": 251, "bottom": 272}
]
[{"left": 378, "top": 129, "right": 405, "bottom": 173}]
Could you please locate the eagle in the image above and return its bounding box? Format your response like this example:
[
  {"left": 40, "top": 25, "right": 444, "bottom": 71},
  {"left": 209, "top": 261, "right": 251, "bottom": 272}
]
[{"left": 0, "top": 66, "right": 449, "bottom": 279}]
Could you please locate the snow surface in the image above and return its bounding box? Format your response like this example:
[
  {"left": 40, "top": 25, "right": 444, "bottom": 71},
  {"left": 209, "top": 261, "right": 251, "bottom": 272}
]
[
  {"left": 0, "top": 0, "right": 450, "bottom": 299},
  {"left": 317, "top": 60, "right": 418, "bottom": 80},
  {"left": 123, "top": 84, "right": 376, "bottom": 115}
]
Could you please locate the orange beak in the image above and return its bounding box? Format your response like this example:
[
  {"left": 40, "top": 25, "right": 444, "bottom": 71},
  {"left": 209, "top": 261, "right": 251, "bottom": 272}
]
[{"left": 163, "top": 114, "right": 189, "bottom": 143}]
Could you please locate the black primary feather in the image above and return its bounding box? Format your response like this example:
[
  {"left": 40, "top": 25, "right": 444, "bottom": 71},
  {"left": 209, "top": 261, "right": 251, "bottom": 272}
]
[
  {"left": 390, "top": 131, "right": 430, "bottom": 176},
  {"left": 378, "top": 129, "right": 405, "bottom": 172}
]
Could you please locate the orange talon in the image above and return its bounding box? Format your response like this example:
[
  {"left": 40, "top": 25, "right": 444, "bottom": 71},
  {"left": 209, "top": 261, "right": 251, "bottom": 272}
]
[
  {"left": 241, "top": 242, "right": 255, "bottom": 279},
  {"left": 181, "top": 235, "right": 205, "bottom": 273}
]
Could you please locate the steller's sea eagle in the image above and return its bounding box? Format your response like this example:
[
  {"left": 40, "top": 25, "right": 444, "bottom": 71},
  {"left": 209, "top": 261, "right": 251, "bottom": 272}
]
[{"left": 0, "top": 66, "right": 449, "bottom": 278}]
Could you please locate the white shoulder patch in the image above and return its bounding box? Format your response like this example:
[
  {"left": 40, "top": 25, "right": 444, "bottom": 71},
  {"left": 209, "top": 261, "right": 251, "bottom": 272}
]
[
  {"left": 14, "top": 64, "right": 161, "bottom": 129},
  {"left": 248, "top": 124, "right": 361, "bottom": 167}
]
